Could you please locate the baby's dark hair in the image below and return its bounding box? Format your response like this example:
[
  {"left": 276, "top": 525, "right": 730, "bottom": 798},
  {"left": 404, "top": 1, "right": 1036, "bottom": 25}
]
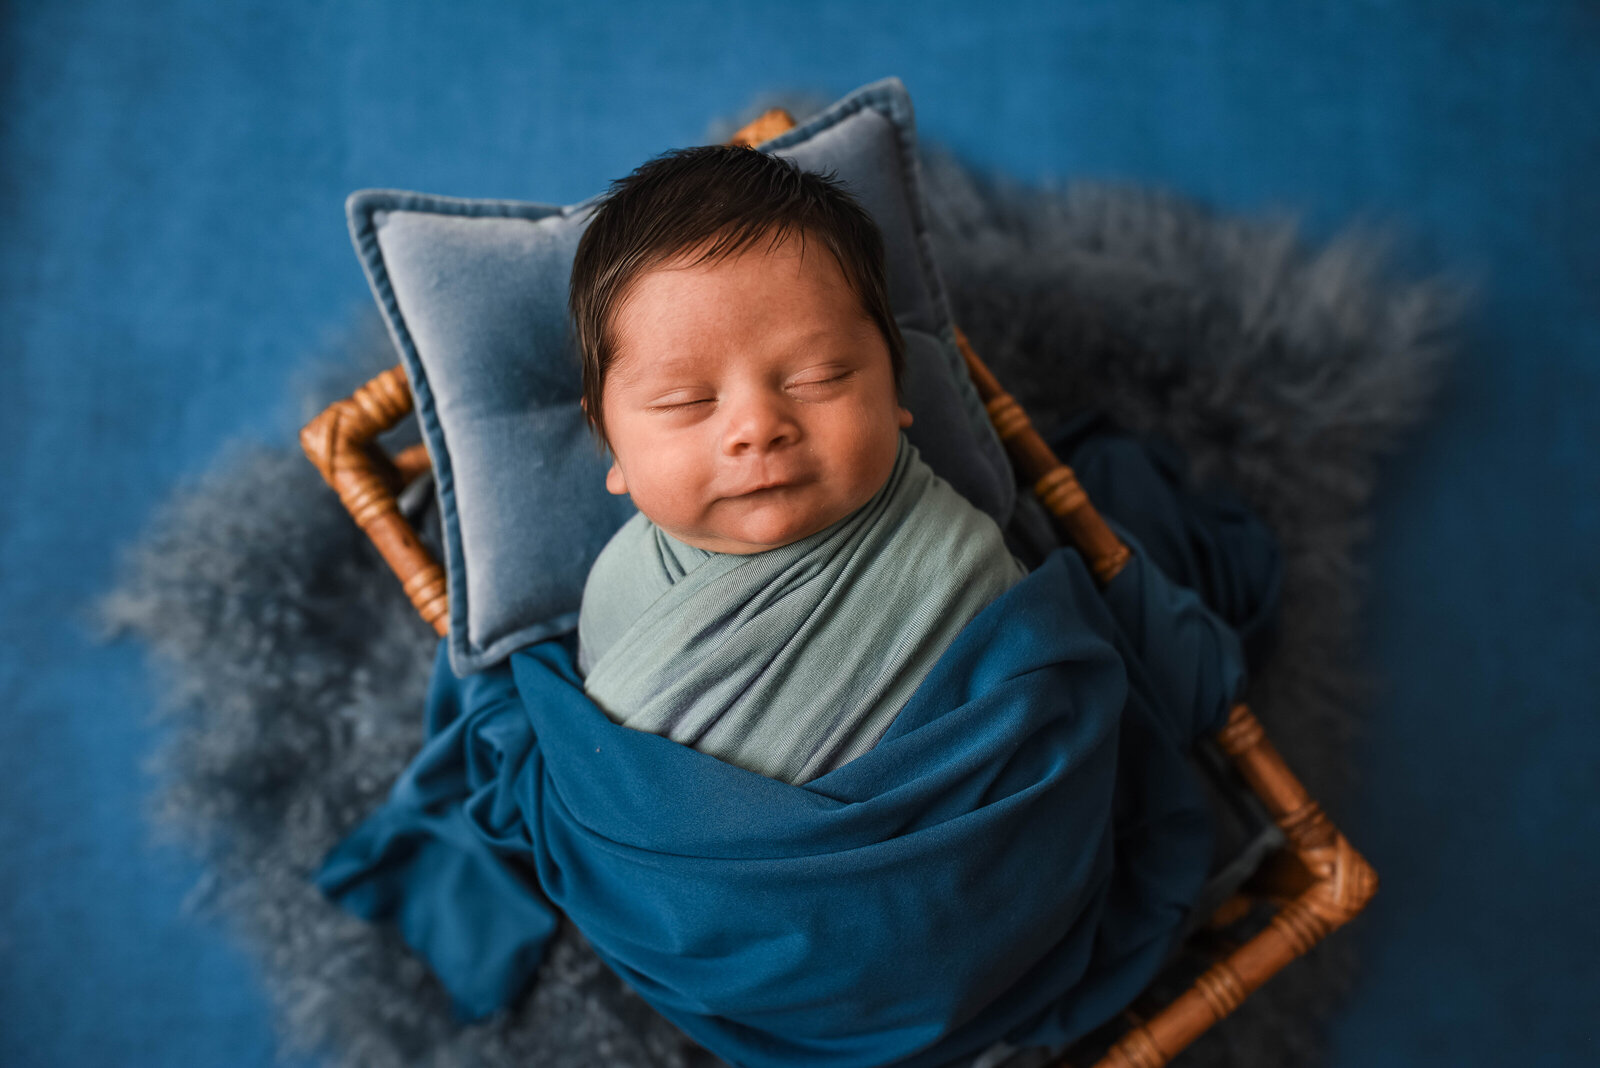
[{"left": 568, "top": 144, "right": 905, "bottom": 444}]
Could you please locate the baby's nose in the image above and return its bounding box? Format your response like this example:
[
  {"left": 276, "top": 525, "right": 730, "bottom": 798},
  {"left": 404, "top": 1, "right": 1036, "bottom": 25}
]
[{"left": 722, "top": 394, "right": 800, "bottom": 454}]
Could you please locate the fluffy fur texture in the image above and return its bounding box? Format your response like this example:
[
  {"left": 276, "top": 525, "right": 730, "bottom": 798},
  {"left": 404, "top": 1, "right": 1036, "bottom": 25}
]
[{"left": 98, "top": 98, "right": 1464, "bottom": 1068}]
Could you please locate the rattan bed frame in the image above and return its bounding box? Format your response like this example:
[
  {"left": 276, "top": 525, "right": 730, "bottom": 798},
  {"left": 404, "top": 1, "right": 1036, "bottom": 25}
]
[{"left": 300, "top": 109, "right": 1376, "bottom": 1068}]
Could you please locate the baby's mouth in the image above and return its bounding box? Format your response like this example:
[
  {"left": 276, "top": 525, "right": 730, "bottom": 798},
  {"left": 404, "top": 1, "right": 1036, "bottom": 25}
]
[
  {"left": 732, "top": 482, "right": 793, "bottom": 498},
  {"left": 725, "top": 475, "right": 809, "bottom": 499}
]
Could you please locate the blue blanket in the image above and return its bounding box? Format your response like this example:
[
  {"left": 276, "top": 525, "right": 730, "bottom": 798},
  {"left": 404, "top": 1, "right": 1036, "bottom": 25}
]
[{"left": 315, "top": 520, "right": 1249, "bottom": 1068}]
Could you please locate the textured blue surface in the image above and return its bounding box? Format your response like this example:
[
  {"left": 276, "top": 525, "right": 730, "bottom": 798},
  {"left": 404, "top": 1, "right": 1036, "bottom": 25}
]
[{"left": 2, "top": 2, "right": 1595, "bottom": 1066}]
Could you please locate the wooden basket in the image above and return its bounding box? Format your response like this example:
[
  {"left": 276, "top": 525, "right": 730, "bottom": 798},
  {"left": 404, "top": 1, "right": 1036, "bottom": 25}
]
[{"left": 301, "top": 109, "right": 1376, "bottom": 1068}]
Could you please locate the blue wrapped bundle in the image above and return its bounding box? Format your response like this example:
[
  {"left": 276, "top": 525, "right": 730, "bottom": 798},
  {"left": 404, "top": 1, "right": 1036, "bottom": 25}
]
[{"left": 316, "top": 510, "right": 1252, "bottom": 1067}]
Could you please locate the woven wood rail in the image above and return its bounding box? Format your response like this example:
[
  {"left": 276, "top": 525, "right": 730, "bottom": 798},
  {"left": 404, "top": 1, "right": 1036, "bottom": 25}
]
[
  {"left": 301, "top": 107, "right": 1376, "bottom": 1068},
  {"left": 300, "top": 367, "right": 448, "bottom": 634}
]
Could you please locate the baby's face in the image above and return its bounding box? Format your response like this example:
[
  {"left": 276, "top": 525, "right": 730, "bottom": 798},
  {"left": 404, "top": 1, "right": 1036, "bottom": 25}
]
[{"left": 598, "top": 232, "right": 911, "bottom": 555}]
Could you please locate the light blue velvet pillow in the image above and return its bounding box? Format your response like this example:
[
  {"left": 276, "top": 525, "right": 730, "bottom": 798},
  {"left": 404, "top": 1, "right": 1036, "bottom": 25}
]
[{"left": 351, "top": 77, "right": 1016, "bottom": 675}]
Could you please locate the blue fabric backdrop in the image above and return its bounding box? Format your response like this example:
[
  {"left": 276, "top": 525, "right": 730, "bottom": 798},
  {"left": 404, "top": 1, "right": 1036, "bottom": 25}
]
[{"left": 3, "top": 3, "right": 1596, "bottom": 1066}]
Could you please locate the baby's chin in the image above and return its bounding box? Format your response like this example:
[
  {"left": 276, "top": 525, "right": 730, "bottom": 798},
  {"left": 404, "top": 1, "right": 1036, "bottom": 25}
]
[{"left": 668, "top": 500, "right": 847, "bottom": 555}]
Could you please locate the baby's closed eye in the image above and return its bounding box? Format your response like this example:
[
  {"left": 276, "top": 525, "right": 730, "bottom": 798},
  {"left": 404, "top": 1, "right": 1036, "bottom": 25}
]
[
  {"left": 787, "top": 367, "right": 855, "bottom": 391},
  {"left": 646, "top": 390, "right": 716, "bottom": 411}
]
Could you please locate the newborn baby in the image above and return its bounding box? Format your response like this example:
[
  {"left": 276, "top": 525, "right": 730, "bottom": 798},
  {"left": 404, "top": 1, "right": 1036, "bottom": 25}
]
[{"left": 569, "top": 144, "right": 1024, "bottom": 784}]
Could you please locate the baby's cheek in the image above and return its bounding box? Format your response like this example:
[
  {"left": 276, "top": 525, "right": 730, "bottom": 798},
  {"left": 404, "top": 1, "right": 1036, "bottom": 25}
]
[
  {"left": 855, "top": 426, "right": 903, "bottom": 497},
  {"left": 647, "top": 459, "right": 710, "bottom": 521}
]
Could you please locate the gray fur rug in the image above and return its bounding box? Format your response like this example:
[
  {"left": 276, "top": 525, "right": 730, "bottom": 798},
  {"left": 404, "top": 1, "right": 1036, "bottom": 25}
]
[{"left": 97, "top": 101, "right": 1464, "bottom": 1068}]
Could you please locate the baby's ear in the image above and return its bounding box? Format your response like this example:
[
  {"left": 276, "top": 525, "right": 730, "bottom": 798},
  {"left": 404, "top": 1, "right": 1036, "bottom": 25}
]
[
  {"left": 605, "top": 458, "right": 629, "bottom": 496},
  {"left": 897, "top": 404, "right": 913, "bottom": 429}
]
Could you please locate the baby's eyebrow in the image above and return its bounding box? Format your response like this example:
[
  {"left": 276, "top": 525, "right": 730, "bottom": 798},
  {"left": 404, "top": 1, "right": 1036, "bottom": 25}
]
[
  {"left": 782, "top": 324, "right": 870, "bottom": 353},
  {"left": 611, "top": 356, "right": 702, "bottom": 385},
  {"left": 609, "top": 324, "right": 865, "bottom": 387},
  {"left": 781, "top": 326, "right": 834, "bottom": 347}
]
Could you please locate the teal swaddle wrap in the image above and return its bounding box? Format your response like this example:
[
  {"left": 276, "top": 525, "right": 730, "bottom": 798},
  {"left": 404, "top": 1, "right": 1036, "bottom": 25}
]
[{"left": 577, "top": 435, "right": 1025, "bottom": 784}]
